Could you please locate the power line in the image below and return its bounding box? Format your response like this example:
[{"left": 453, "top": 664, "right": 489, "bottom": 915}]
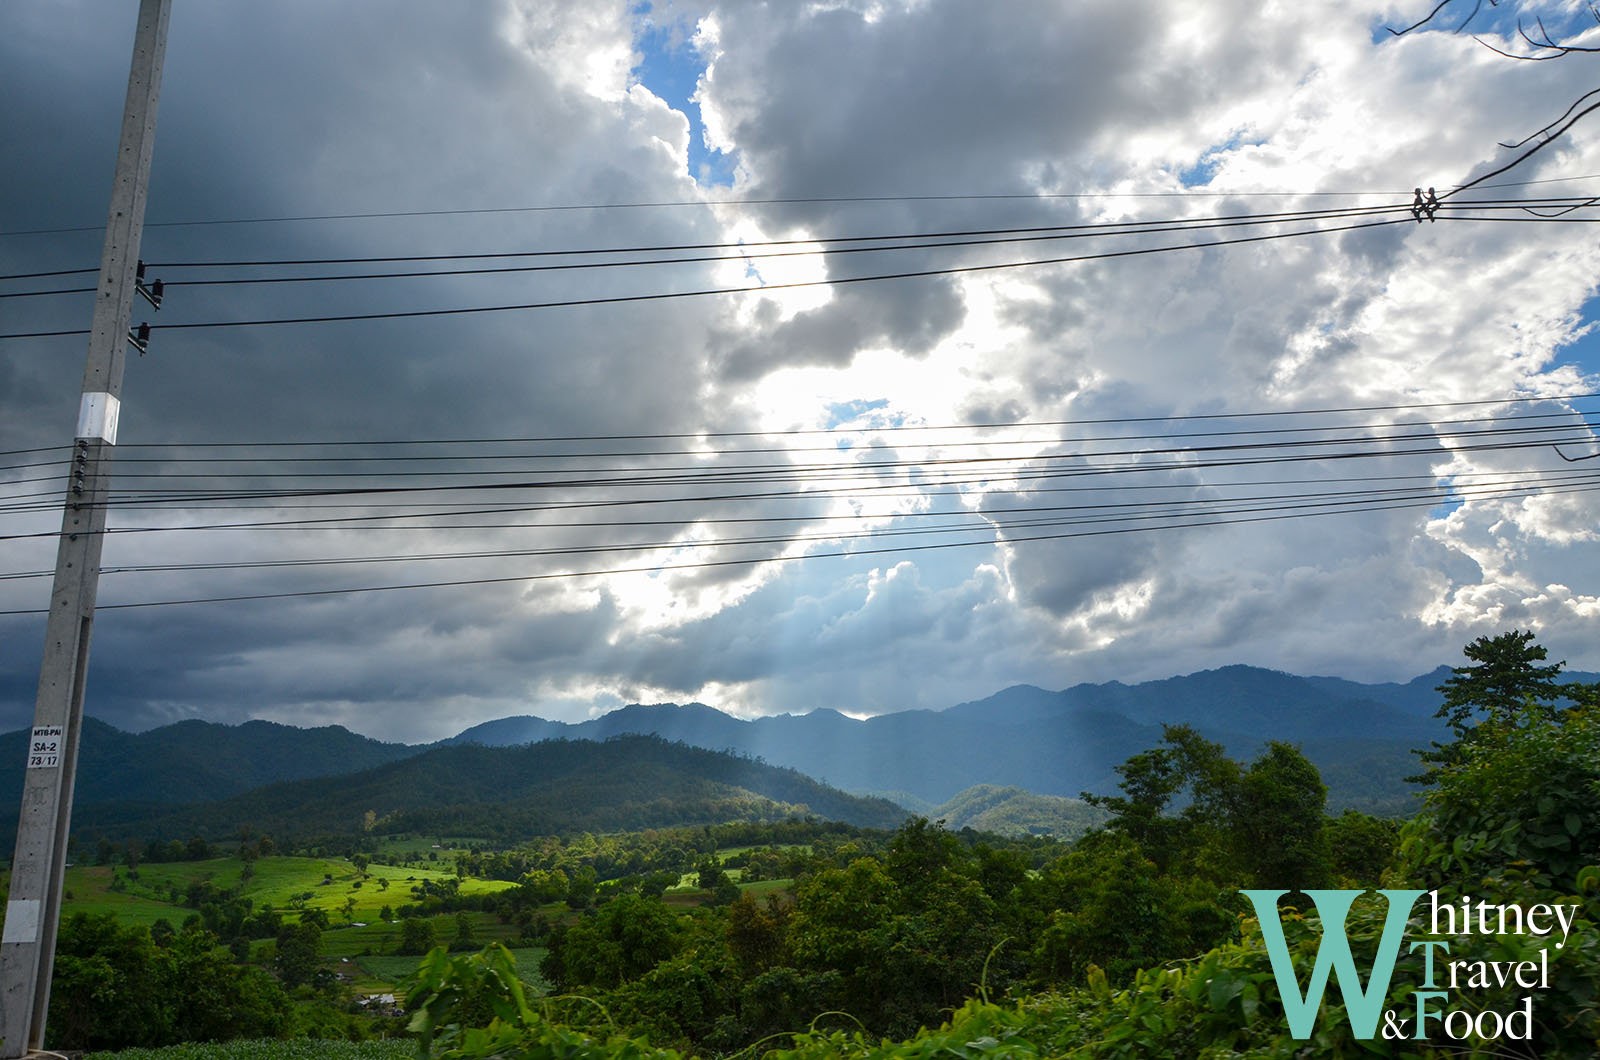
[
  {"left": 4, "top": 405, "right": 1588, "bottom": 474},
  {"left": 140, "top": 203, "right": 1414, "bottom": 270},
  {"left": 2, "top": 432, "right": 1590, "bottom": 537},
  {"left": 0, "top": 215, "right": 1430, "bottom": 339},
  {"left": 0, "top": 206, "right": 1410, "bottom": 300},
  {"left": 4, "top": 407, "right": 1594, "bottom": 493},
  {"left": 5, "top": 478, "right": 1595, "bottom": 615},
  {"left": 0, "top": 190, "right": 1426, "bottom": 240},
  {"left": 5, "top": 390, "right": 1594, "bottom": 459},
  {"left": 7, "top": 464, "right": 1592, "bottom": 529},
  {"left": 5, "top": 472, "right": 1591, "bottom": 583},
  {"left": 1, "top": 420, "right": 1590, "bottom": 494},
  {"left": 4, "top": 172, "right": 1595, "bottom": 239},
  {"left": 1, "top": 407, "right": 1586, "bottom": 467},
  {"left": 3, "top": 196, "right": 1589, "bottom": 296}
]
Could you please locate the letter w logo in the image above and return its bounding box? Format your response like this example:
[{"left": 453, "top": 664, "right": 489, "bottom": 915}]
[{"left": 1241, "top": 889, "right": 1424, "bottom": 1039}]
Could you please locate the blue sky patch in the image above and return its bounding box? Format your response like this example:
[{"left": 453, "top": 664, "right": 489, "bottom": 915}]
[
  {"left": 824, "top": 398, "right": 891, "bottom": 432},
  {"left": 631, "top": 2, "right": 736, "bottom": 186},
  {"left": 1370, "top": 1, "right": 1588, "bottom": 48},
  {"left": 1549, "top": 292, "right": 1600, "bottom": 380},
  {"left": 1430, "top": 475, "right": 1464, "bottom": 520},
  {"left": 1178, "top": 131, "right": 1262, "bottom": 188}
]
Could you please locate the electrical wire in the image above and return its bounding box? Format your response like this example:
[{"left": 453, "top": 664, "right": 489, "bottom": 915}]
[
  {"left": 3, "top": 409, "right": 1591, "bottom": 473},
  {"left": 4, "top": 406, "right": 1590, "bottom": 477},
  {"left": 2, "top": 429, "right": 1592, "bottom": 537},
  {"left": 3, "top": 172, "right": 1595, "bottom": 240},
  {"left": 5, "top": 477, "right": 1594, "bottom": 615},
  {"left": 8, "top": 464, "right": 1594, "bottom": 535},
  {"left": 4, "top": 471, "right": 1592, "bottom": 584},
  {"left": 0, "top": 214, "right": 1432, "bottom": 339},
  {"left": 5, "top": 391, "right": 1595, "bottom": 460},
  {"left": 0, "top": 420, "right": 1589, "bottom": 509},
  {"left": 6, "top": 198, "right": 1594, "bottom": 304}
]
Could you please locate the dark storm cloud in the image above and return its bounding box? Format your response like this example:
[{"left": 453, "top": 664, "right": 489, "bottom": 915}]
[
  {"left": 4, "top": 0, "right": 1600, "bottom": 742},
  {"left": 0, "top": 0, "right": 775, "bottom": 737},
  {"left": 708, "top": 276, "right": 966, "bottom": 380}
]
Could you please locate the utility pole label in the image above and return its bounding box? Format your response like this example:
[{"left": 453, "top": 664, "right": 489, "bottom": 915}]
[
  {"left": 75, "top": 392, "right": 121, "bottom": 445},
  {"left": 1, "top": 902, "right": 40, "bottom": 945},
  {"left": 26, "top": 728, "right": 61, "bottom": 770}
]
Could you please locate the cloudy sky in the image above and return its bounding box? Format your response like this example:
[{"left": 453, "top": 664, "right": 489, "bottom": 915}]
[{"left": 3, "top": 0, "right": 1600, "bottom": 743}]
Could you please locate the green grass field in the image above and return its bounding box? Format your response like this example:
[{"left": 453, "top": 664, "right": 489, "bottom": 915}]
[
  {"left": 355, "top": 945, "right": 548, "bottom": 994},
  {"left": 715, "top": 843, "right": 811, "bottom": 860},
  {"left": 738, "top": 878, "right": 793, "bottom": 898},
  {"left": 60, "top": 855, "right": 516, "bottom": 928},
  {"left": 44, "top": 852, "right": 788, "bottom": 1000},
  {"left": 368, "top": 835, "right": 486, "bottom": 863},
  {"left": 318, "top": 911, "right": 521, "bottom": 957}
]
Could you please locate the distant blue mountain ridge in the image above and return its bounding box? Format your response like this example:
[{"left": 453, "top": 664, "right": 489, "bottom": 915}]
[
  {"left": 4, "top": 663, "right": 1593, "bottom": 821},
  {"left": 442, "top": 663, "right": 1484, "bottom": 813}
]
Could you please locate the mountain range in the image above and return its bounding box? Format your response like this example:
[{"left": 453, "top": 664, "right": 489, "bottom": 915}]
[
  {"left": 4, "top": 661, "right": 1588, "bottom": 845},
  {"left": 443, "top": 664, "right": 1468, "bottom": 811},
  {"left": 65, "top": 734, "right": 908, "bottom": 843}
]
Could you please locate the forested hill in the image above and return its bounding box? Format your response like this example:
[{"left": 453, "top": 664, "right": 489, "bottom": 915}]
[
  {"left": 0, "top": 716, "right": 414, "bottom": 807},
  {"left": 67, "top": 734, "right": 909, "bottom": 844},
  {"left": 6, "top": 661, "right": 1594, "bottom": 834},
  {"left": 444, "top": 664, "right": 1595, "bottom": 812},
  {"left": 449, "top": 664, "right": 1483, "bottom": 810}
]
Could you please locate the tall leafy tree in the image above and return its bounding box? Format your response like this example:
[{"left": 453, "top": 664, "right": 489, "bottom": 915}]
[
  {"left": 1081, "top": 724, "right": 1238, "bottom": 874},
  {"left": 1437, "top": 629, "right": 1566, "bottom": 732},
  {"left": 48, "top": 914, "right": 288, "bottom": 1050},
  {"left": 1415, "top": 629, "right": 1570, "bottom": 782},
  {"left": 1231, "top": 741, "right": 1328, "bottom": 892}
]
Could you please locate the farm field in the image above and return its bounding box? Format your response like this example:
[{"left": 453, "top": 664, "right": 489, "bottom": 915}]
[
  {"left": 60, "top": 852, "right": 516, "bottom": 929},
  {"left": 355, "top": 946, "right": 548, "bottom": 994}
]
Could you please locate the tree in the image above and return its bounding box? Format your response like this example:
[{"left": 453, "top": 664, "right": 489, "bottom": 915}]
[
  {"left": 49, "top": 914, "right": 288, "bottom": 1051},
  {"left": 695, "top": 857, "right": 724, "bottom": 891},
  {"left": 1082, "top": 724, "right": 1239, "bottom": 874},
  {"left": 450, "top": 911, "right": 476, "bottom": 951},
  {"left": 726, "top": 892, "right": 786, "bottom": 976},
  {"left": 565, "top": 865, "right": 597, "bottom": 909},
  {"left": 543, "top": 894, "right": 683, "bottom": 991},
  {"left": 1414, "top": 629, "right": 1569, "bottom": 781},
  {"left": 1231, "top": 741, "right": 1328, "bottom": 892},
  {"left": 399, "top": 916, "right": 437, "bottom": 955},
  {"left": 1390, "top": 4, "right": 1600, "bottom": 199},
  {"left": 274, "top": 920, "right": 322, "bottom": 988},
  {"left": 1439, "top": 629, "right": 1565, "bottom": 729},
  {"left": 1323, "top": 809, "right": 1399, "bottom": 884},
  {"left": 884, "top": 816, "right": 963, "bottom": 906},
  {"left": 1395, "top": 700, "right": 1600, "bottom": 1055}
]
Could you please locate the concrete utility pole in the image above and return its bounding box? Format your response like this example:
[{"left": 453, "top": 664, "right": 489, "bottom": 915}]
[{"left": 0, "top": 0, "right": 171, "bottom": 1054}]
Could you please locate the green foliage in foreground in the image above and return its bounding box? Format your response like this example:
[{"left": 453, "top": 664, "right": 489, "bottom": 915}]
[
  {"left": 51, "top": 915, "right": 291, "bottom": 1050},
  {"left": 399, "top": 698, "right": 1599, "bottom": 1059},
  {"left": 65, "top": 635, "right": 1600, "bottom": 1059}
]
